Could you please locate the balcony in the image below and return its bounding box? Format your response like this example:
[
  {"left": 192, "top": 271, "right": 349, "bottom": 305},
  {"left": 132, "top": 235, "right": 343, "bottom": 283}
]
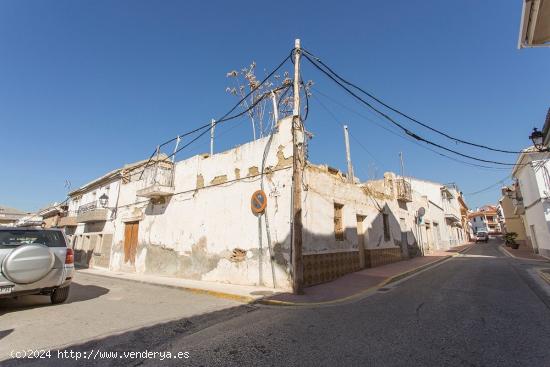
[
  {"left": 513, "top": 198, "right": 525, "bottom": 215},
  {"left": 445, "top": 212, "right": 461, "bottom": 222},
  {"left": 76, "top": 202, "right": 109, "bottom": 223},
  {"left": 136, "top": 161, "right": 175, "bottom": 199},
  {"left": 58, "top": 211, "right": 77, "bottom": 227},
  {"left": 395, "top": 178, "right": 412, "bottom": 202}
]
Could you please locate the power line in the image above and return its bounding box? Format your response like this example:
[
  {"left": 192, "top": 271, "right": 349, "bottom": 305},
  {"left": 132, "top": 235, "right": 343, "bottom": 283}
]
[
  {"left": 311, "top": 93, "right": 380, "bottom": 165},
  {"left": 312, "top": 88, "right": 511, "bottom": 171},
  {"left": 303, "top": 53, "right": 523, "bottom": 167},
  {"left": 130, "top": 86, "right": 291, "bottom": 181},
  {"left": 302, "top": 48, "right": 522, "bottom": 154},
  {"left": 463, "top": 175, "right": 511, "bottom": 196}
]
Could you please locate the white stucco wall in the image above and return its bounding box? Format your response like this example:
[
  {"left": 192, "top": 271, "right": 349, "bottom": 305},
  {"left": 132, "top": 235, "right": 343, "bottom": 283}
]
[
  {"left": 302, "top": 169, "right": 427, "bottom": 255},
  {"left": 70, "top": 178, "right": 120, "bottom": 238},
  {"left": 515, "top": 152, "right": 550, "bottom": 257},
  {"left": 110, "top": 117, "right": 295, "bottom": 289},
  {"left": 409, "top": 178, "right": 466, "bottom": 250}
]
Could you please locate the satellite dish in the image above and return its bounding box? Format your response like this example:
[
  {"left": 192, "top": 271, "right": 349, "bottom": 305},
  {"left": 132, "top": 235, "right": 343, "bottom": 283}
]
[{"left": 417, "top": 207, "right": 426, "bottom": 217}]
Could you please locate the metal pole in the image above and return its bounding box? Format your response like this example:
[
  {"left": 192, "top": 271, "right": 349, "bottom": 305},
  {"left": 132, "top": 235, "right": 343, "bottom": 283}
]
[
  {"left": 154, "top": 145, "right": 160, "bottom": 184},
  {"left": 171, "top": 136, "right": 180, "bottom": 185},
  {"left": 343, "top": 125, "right": 353, "bottom": 183},
  {"left": 271, "top": 91, "right": 279, "bottom": 130},
  {"left": 291, "top": 39, "right": 304, "bottom": 295},
  {"left": 210, "top": 119, "right": 215, "bottom": 156},
  {"left": 399, "top": 152, "right": 405, "bottom": 178},
  {"left": 293, "top": 39, "right": 301, "bottom": 116},
  {"left": 172, "top": 136, "right": 181, "bottom": 163}
]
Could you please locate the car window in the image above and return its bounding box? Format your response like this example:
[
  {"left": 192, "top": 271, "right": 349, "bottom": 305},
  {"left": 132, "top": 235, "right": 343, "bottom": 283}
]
[{"left": 0, "top": 230, "right": 66, "bottom": 248}]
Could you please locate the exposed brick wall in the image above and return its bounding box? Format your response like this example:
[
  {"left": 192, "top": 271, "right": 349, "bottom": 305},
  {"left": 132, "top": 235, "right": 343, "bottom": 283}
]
[
  {"left": 365, "top": 247, "right": 403, "bottom": 268},
  {"left": 303, "top": 251, "right": 361, "bottom": 287}
]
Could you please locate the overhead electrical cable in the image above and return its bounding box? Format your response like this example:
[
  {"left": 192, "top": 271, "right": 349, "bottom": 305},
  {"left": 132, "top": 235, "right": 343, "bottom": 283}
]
[
  {"left": 301, "top": 48, "right": 522, "bottom": 154},
  {"left": 131, "top": 53, "right": 293, "bottom": 180},
  {"left": 302, "top": 53, "right": 524, "bottom": 167},
  {"left": 464, "top": 175, "right": 511, "bottom": 196},
  {"left": 312, "top": 88, "right": 510, "bottom": 171}
]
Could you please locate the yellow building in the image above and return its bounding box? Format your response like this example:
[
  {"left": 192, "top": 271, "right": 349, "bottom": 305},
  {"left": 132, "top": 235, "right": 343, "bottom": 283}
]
[{"left": 499, "top": 186, "right": 528, "bottom": 247}]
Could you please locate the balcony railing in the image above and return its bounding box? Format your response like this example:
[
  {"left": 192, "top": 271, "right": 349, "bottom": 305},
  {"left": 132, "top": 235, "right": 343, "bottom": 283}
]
[
  {"left": 513, "top": 198, "right": 525, "bottom": 215},
  {"left": 78, "top": 202, "right": 98, "bottom": 214},
  {"left": 76, "top": 201, "right": 108, "bottom": 223},
  {"left": 136, "top": 161, "right": 175, "bottom": 199},
  {"left": 395, "top": 178, "right": 412, "bottom": 202},
  {"left": 58, "top": 210, "right": 78, "bottom": 227}
]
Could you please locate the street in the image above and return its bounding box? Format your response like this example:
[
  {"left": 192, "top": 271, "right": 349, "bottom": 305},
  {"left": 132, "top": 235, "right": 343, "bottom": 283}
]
[
  {"left": 2, "top": 238, "right": 550, "bottom": 366},
  {"left": 0, "top": 273, "right": 240, "bottom": 361}
]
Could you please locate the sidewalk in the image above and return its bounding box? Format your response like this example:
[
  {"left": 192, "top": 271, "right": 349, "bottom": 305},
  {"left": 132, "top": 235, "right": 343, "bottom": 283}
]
[
  {"left": 78, "top": 243, "right": 474, "bottom": 307},
  {"left": 260, "top": 243, "right": 475, "bottom": 306},
  {"left": 77, "top": 267, "right": 280, "bottom": 303},
  {"left": 500, "top": 244, "right": 550, "bottom": 262}
]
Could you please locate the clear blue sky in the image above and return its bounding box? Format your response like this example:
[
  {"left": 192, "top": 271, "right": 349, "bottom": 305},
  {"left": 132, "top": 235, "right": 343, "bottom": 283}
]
[{"left": 1, "top": 1, "right": 548, "bottom": 211}]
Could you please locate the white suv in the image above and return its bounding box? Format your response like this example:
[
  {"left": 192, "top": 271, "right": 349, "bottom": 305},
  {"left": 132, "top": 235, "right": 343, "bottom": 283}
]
[{"left": 0, "top": 227, "right": 74, "bottom": 304}]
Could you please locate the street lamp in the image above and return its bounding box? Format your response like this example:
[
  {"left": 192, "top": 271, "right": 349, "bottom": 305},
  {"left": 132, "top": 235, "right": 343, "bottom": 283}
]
[
  {"left": 99, "top": 193, "right": 109, "bottom": 208},
  {"left": 529, "top": 128, "right": 548, "bottom": 151}
]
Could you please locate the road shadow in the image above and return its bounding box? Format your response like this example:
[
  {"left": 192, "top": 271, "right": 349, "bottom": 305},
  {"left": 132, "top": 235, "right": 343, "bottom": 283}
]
[
  {"left": 0, "top": 282, "right": 109, "bottom": 316},
  {"left": 0, "top": 328, "right": 13, "bottom": 341},
  {"left": 1, "top": 303, "right": 258, "bottom": 366}
]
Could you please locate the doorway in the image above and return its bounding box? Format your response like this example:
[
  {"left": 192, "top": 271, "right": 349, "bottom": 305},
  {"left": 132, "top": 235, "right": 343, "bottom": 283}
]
[{"left": 124, "top": 221, "right": 139, "bottom": 265}]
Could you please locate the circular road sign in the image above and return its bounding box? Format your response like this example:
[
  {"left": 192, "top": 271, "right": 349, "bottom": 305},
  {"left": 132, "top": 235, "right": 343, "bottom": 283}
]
[{"left": 251, "top": 190, "right": 267, "bottom": 214}]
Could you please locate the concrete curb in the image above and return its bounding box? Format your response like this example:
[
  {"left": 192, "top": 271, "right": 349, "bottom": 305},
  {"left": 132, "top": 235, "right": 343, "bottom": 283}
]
[
  {"left": 78, "top": 244, "right": 475, "bottom": 308},
  {"left": 537, "top": 268, "right": 550, "bottom": 285},
  {"left": 259, "top": 244, "right": 475, "bottom": 307},
  {"left": 259, "top": 253, "right": 469, "bottom": 307},
  {"left": 77, "top": 269, "right": 257, "bottom": 304},
  {"left": 499, "top": 245, "right": 550, "bottom": 263}
]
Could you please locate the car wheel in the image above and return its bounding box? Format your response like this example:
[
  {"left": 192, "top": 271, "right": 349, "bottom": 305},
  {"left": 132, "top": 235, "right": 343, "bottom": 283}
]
[{"left": 50, "top": 285, "right": 70, "bottom": 304}]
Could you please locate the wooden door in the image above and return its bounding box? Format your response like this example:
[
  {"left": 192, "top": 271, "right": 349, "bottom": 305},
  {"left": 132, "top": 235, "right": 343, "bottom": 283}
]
[{"left": 124, "top": 221, "right": 139, "bottom": 264}]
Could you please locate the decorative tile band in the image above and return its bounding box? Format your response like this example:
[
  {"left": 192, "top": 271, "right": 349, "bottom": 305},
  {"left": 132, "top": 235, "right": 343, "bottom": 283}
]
[{"left": 303, "top": 251, "right": 361, "bottom": 287}]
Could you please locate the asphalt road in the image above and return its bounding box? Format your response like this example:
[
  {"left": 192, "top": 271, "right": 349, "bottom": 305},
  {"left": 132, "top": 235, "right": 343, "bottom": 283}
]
[
  {"left": 4, "top": 239, "right": 550, "bottom": 367},
  {"left": 0, "top": 272, "right": 240, "bottom": 362}
]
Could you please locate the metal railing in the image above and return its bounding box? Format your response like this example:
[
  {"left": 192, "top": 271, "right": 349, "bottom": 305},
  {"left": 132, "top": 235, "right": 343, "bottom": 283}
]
[
  {"left": 141, "top": 162, "right": 174, "bottom": 188},
  {"left": 395, "top": 178, "right": 412, "bottom": 202},
  {"left": 77, "top": 201, "right": 99, "bottom": 214}
]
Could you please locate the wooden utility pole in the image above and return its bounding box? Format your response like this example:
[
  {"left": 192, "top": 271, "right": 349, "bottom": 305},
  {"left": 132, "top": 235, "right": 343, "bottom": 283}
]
[
  {"left": 343, "top": 125, "right": 354, "bottom": 183},
  {"left": 291, "top": 38, "right": 304, "bottom": 294}
]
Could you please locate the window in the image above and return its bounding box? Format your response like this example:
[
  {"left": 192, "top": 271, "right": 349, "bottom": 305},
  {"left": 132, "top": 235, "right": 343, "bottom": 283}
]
[
  {"left": 0, "top": 229, "right": 67, "bottom": 248},
  {"left": 334, "top": 203, "right": 344, "bottom": 241},
  {"left": 383, "top": 213, "right": 390, "bottom": 241}
]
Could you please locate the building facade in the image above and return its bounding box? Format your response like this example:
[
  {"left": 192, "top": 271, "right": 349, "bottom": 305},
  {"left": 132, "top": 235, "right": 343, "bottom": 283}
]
[
  {"left": 60, "top": 117, "right": 471, "bottom": 290},
  {"left": 499, "top": 185, "right": 528, "bottom": 246},
  {"left": 469, "top": 205, "right": 501, "bottom": 235},
  {"left": 511, "top": 147, "right": 550, "bottom": 258},
  {"left": 0, "top": 206, "right": 29, "bottom": 226}
]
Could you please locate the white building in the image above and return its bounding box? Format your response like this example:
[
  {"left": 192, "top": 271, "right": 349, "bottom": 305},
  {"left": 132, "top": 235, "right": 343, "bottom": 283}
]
[
  {"left": 65, "top": 117, "right": 469, "bottom": 290},
  {"left": 407, "top": 179, "right": 466, "bottom": 250},
  {"left": 511, "top": 147, "right": 550, "bottom": 258},
  {"left": 66, "top": 158, "right": 158, "bottom": 267}
]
